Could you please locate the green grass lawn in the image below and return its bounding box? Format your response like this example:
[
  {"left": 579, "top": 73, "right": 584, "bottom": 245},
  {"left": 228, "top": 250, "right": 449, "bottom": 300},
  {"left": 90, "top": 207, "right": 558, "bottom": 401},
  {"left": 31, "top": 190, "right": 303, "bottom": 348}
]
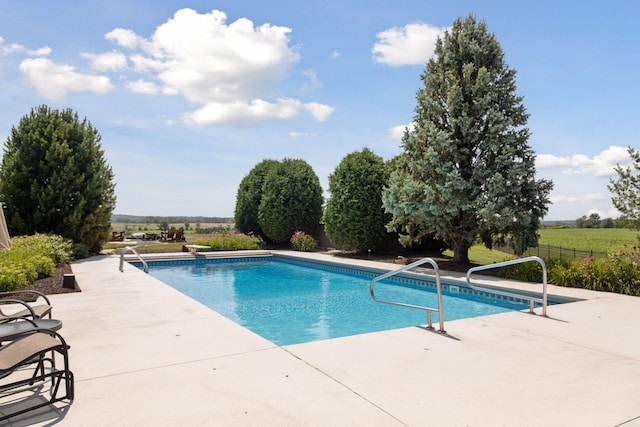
[
  {"left": 443, "top": 245, "right": 514, "bottom": 265},
  {"left": 442, "top": 228, "right": 638, "bottom": 265},
  {"left": 538, "top": 228, "right": 637, "bottom": 253}
]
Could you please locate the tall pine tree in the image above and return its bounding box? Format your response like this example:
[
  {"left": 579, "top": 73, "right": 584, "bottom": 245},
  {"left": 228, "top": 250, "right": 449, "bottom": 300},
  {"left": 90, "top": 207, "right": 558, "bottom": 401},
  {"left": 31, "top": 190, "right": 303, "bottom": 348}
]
[
  {"left": 0, "top": 105, "right": 116, "bottom": 253},
  {"left": 382, "top": 16, "right": 552, "bottom": 263}
]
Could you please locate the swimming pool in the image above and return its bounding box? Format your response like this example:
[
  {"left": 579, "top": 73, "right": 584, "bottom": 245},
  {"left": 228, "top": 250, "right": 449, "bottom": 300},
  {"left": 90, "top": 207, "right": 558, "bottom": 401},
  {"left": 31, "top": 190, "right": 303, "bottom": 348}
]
[{"left": 137, "top": 255, "right": 540, "bottom": 345}]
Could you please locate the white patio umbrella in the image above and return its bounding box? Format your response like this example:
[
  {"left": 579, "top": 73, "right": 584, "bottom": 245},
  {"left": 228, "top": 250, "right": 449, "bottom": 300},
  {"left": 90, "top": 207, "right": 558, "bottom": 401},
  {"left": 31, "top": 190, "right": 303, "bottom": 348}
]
[{"left": 0, "top": 204, "right": 10, "bottom": 250}]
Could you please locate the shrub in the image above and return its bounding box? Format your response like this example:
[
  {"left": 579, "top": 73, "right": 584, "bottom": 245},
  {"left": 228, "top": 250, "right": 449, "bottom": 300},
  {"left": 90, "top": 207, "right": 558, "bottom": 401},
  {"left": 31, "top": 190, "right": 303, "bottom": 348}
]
[
  {"left": 72, "top": 243, "right": 91, "bottom": 260},
  {"left": 258, "top": 159, "right": 323, "bottom": 243},
  {"left": 291, "top": 231, "right": 317, "bottom": 252},
  {"left": 9, "top": 234, "right": 73, "bottom": 264},
  {"left": 501, "top": 260, "right": 544, "bottom": 282},
  {"left": 324, "top": 148, "right": 392, "bottom": 251},
  {"left": 547, "top": 259, "right": 585, "bottom": 288},
  {"left": 196, "top": 232, "right": 262, "bottom": 251},
  {"left": 0, "top": 233, "right": 71, "bottom": 290},
  {"left": 0, "top": 266, "right": 27, "bottom": 291},
  {"left": 26, "top": 254, "right": 56, "bottom": 279},
  {"left": 548, "top": 245, "right": 640, "bottom": 296}
]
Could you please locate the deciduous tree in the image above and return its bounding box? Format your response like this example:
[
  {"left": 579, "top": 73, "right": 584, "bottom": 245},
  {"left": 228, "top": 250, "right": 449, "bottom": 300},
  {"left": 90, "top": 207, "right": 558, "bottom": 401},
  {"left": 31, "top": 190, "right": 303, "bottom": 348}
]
[
  {"left": 609, "top": 147, "right": 640, "bottom": 228},
  {"left": 382, "top": 16, "right": 552, "bottom": 263}
]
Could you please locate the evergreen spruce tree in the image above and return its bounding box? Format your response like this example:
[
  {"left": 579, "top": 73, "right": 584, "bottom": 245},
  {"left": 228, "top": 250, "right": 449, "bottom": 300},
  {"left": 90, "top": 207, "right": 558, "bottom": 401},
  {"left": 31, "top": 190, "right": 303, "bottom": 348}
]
[
  {"left": 0, "top": 105, "right": 116, "bottom": 253},
  {"left": 382, "top": 16, "right": 552, "bottom": 263}
]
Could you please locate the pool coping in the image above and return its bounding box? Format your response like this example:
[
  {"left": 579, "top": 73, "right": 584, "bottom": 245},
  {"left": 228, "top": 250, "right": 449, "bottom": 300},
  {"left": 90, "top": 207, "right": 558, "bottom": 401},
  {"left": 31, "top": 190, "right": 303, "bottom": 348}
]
[{"left": 13, "top": 250, "right": 640, "bottom": 426}]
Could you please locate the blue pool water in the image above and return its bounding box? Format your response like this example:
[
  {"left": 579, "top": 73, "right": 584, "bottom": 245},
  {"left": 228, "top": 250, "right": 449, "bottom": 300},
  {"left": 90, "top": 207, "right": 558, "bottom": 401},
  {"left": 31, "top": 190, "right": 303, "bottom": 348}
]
[{"left": 142, "top": 257, "right": 531, "bottom": 345}]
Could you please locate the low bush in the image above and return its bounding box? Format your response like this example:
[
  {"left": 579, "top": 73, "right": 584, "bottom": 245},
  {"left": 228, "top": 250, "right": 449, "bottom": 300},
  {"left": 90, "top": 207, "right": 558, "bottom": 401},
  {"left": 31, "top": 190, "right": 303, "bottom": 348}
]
[
  {"left": 0, "top": 233, "right": 72, "bottom": 291},
  {"left": 196, "top": 232, "right": 262, "bottom": 251},
  {"left": 0, "top": 265, "right": 28, "bottom": 291},
  {"left": 501, "top": 261, "right": 543, "bottom": 282},
  {"left": 546, "top": 259, "right": 585, "bottom": 288},
  {"left": 291, "top": 231, "right": 317, "bottom": 252},
  {"left": 8, "top": 234, "right": 73, "bottom": 264},
  {"left": 548, "top": 245, "right": 640, "bottom": 296},
  {"left": 72, "top": 243, "right": 91, "bottom": 260}
]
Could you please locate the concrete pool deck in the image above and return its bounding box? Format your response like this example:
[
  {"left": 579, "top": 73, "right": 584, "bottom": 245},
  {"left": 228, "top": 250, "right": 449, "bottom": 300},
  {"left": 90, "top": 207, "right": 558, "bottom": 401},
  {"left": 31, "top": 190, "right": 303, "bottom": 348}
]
[{"left": 10, "top": 251, "right": 640, "bottom": 426}]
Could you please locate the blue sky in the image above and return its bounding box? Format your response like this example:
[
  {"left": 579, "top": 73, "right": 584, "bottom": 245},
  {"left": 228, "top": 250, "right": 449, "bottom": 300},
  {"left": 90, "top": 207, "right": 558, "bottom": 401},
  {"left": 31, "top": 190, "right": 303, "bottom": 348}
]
[{"left": 0, "top": 1, "right": 638, "bottom": 221}]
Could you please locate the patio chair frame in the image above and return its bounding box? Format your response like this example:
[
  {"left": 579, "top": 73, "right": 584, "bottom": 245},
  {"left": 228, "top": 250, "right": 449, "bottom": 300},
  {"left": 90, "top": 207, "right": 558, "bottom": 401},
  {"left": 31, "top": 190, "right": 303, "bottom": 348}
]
[
  {"left": 0, "top": 328, "right": 74, "bottom": 421},
  {"left": 0, "top": 290, "right": 52, "bottom": 323}
]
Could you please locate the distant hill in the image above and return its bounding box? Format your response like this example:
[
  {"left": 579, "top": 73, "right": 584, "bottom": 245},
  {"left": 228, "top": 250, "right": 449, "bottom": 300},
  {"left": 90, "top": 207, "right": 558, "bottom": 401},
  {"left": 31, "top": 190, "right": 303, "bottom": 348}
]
[{"left": 112, "top": 214, "right": 234, "bottom": 224}]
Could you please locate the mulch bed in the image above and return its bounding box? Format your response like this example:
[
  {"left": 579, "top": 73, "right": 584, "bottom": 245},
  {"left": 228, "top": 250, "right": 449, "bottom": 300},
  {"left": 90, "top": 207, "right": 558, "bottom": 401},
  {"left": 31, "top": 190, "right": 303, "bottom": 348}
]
[{"left": 17, "top": 263, "right": 81, "bottom": 298}]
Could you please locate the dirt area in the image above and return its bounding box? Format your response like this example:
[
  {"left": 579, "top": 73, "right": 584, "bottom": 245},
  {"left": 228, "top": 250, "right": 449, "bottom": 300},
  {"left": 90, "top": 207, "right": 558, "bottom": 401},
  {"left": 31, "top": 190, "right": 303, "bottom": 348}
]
[{"left": 16, "top": 263, "right": 81, "bottom": 299}]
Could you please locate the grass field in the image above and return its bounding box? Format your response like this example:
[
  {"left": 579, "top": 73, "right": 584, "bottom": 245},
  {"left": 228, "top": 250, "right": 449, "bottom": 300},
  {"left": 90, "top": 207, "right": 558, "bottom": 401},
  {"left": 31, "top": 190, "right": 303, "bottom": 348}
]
[
  {"left": 111, "top": 222, "right": 233, "bottom": 239},
  {"left": 444, "top": 228, "right": 638, "bottom": 264},
  {"left": 538, "top": 228, "right": 637, "bottom": 253}
]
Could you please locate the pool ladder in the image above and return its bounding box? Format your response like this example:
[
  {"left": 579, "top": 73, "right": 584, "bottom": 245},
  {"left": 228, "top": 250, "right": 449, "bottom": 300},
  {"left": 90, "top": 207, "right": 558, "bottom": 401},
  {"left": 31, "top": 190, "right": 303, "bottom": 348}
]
[
  {"left": 466, "top": 256, "right": 548, "bottom": 316},
  {"left": 370, "top": 257, "right": 445, "bottom": 333},
  {"left": 119, "top": 246, "right": 149, "bottom": 273}
]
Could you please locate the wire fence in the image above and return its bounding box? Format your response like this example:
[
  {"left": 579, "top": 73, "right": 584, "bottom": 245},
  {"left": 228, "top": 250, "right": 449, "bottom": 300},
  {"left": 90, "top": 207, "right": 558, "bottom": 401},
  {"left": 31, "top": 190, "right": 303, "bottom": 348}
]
[{"left": 494, "top": 244, "right": 607, "bottom": 261}]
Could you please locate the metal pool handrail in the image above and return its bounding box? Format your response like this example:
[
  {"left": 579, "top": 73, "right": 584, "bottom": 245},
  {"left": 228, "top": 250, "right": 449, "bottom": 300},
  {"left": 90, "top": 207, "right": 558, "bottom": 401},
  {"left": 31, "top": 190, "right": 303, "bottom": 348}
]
[
  {"left": 119, "top": 246, "right": 148, "bottom": 273},
  {"left": 369, "top": 257, "right": 445, "bottom": 333},
  {"left": 465, "top": 256, "right": 547, "bottom": 316}
]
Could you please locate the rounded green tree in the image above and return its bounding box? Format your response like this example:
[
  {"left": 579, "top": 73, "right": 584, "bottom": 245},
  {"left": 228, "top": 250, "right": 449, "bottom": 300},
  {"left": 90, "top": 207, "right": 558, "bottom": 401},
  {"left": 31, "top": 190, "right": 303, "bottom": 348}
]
[
  {"left": 258, "top": 158, "right": 323, "bottom": 243},
  {"left": 0, "top": 105, "right": 116, "bottom": 253},
  {"left": 324, "top": 148, "right": 391, "bottom": 251},
  {"left": 234, "top": 159, "right": 280, "bottom": 240},
  {"left": 382, "top": 16, "right": 552, "bottom": 263}
]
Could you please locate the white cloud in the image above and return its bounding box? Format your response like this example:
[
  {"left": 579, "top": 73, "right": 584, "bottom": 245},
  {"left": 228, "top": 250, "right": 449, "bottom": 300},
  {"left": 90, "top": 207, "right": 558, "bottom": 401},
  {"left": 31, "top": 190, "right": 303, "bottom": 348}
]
[
  {"left": 82, "top": 51, "right": 127, "bottom": 71},
  {"left": 551, "top": 193, "right": 608, "bottom": 204},
  {"left": 184, "top": 98, "right": 303, "bottom": 125},
  {"left": 0, "top": 36, "right": 51, "bottom": 56},
  {"left": 105, "top": 28, "right": 145, "bottom": 49},
  {"left": 28, "top": 46, "right": 52, "bottom": 56},
  {"left": 373, "top": 23, "right": 446, "bottom": 66},
  {"left": 303, "top": 102, "right": 334, "bottom": 122},
  {"left": 549, "top": 192, "right": 620, "bottom": 219},
  {"left": 128, "top": 54, "right": 164, "bottom": 73},
  {"left": 389, "top": 122, "right": 415, "bottom": 139},
  {"left": 126, "top": 79, "right": 160, "bottom": 95},
  {"left": 103, "top": 8, "right": 332, "bottom": 125},
  {"left": 536, "top": 146, "right": 631, "bottom": 177},
  {"left": 300, "top": 69, "right": 322, "bottom": 91},
  {"left": 0, "top": 37, "right": 23, "bottom": 55},
  {"left": 289, "top": 131, "right": 318, "bottom": 138},
  {"left": 19, "top": 58, "right": 113, "bottom": 99}
]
